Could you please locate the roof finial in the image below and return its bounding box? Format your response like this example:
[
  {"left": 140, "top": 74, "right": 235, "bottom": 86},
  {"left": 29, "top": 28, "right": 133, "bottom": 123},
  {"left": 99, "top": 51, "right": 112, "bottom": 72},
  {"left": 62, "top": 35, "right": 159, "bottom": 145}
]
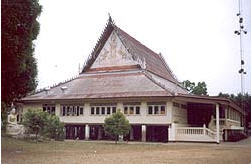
[{"left": 108, "top": 13, "right": 114, "bottom": 25}]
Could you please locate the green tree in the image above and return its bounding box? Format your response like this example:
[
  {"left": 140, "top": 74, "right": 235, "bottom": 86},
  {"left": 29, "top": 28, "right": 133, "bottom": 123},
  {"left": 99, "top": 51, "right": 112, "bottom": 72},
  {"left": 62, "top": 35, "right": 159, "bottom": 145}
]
[
  {"left": 1, "top": 0, "right": 42, "bottom": 106},
  {"left": 182, "top": 80, "right": 195, "bottom": 92},
  {"left": 22, "top": 110, "right": 64, "bottom": 141},
  {"left": 22, "top": 110, "right": 48, "bottom": 142},
  {"left": 104, "top": 111, "right": 131, "bottom": 143},
  {"left": 44, "top": 115, "right": 65, "bottom": 141},
  {"left": 182, "top": 80, "right": 208, "bottom": 95},
  {"left": 192, "top": 82, "right": 208, "bottom": 95}
]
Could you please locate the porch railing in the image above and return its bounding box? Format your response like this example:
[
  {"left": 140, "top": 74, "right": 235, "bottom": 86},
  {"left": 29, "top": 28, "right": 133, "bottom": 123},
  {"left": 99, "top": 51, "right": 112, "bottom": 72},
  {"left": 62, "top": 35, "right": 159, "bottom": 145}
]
[
  {"left": 211, "top": 118, "right": 225, "bottom": 126},
  {"left": 175, "top": 126, "right": 216, "bottom": 142},
  {"left": 212, "top": 118, "right": 241, "bottom": 127}
]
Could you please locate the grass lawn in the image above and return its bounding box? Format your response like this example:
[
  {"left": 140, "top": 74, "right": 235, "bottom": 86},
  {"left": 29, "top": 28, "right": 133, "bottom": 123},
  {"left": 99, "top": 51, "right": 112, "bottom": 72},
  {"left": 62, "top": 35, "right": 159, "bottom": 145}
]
[{"left": 2, "top": 136, "right": 251, "bottom": 164}]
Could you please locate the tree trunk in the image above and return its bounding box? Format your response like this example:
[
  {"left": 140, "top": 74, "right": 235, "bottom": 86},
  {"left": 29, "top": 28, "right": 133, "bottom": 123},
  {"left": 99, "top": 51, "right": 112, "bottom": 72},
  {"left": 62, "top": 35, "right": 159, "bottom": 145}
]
[
  {"left": 115, "top": 135, "right": 118, "bottom": 144},
  {"left": 35, "top": 131, "right": 38, "bottom": 143}
]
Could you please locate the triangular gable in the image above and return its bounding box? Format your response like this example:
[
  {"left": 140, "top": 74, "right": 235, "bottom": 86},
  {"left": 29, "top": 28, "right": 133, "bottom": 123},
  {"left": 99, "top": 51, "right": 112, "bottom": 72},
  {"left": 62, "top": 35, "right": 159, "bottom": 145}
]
[
  {"left": 81, "top": 16, "right": 178, "bottom": 84},
  {"left": 91, "top": 31, "right": 137, "bottom": 69}
]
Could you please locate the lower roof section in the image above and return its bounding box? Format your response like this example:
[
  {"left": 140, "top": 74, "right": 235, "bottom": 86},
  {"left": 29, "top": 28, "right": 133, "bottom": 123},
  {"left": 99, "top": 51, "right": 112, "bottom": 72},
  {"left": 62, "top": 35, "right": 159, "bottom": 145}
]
[{"left": 22, "top": 71, "right": 172, "bottom": 101}]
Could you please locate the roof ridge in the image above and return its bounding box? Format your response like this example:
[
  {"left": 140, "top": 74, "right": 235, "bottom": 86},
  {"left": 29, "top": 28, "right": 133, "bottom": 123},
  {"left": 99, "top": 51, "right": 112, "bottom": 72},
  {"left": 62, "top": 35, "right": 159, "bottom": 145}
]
[
  {"left": 113, "top": 26, "right": 146, "bottom": 69},
  {"left": 158, "top": 52, "right": 178, "bottom": 82},
  {"left": 115, "top": 27, "right": 160, "bottom": 58},
  {"left": 142, "top": 70, "right": 175, "bottom": 96},
  {"left": 115, "top": 26, "right": 178, "bottom": 83},
  {"left": 81, "top": 16, "right": 115, "bottom": 73}
]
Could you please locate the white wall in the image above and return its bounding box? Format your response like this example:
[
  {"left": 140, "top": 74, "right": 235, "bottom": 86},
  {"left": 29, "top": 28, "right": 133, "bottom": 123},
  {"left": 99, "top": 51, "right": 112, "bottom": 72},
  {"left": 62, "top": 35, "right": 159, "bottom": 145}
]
[
  {"left": 172, "top": 101, "right": 188, "bottom": 126},
  {"left": 23, "top": 100, "right": 175, "bottom": 125}
]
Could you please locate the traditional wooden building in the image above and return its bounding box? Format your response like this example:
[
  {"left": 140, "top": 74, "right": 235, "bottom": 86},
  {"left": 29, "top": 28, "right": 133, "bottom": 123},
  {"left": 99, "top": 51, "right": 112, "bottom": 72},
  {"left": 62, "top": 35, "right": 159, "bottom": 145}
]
[{"left": 20, "top": 17, "right": 244, "bottom": 143}]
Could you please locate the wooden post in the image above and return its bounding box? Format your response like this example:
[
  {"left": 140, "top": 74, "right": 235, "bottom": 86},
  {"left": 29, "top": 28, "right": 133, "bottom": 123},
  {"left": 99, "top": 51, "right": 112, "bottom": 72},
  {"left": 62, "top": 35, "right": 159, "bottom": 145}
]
[{"left": 216, "top": 104, "right": 220, "bottom": 144}]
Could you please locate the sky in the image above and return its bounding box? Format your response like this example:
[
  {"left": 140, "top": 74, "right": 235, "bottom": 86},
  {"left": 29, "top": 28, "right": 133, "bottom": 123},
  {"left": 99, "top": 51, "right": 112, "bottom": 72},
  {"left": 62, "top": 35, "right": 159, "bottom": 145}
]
[{"left": 34, "top": 0, "right": 251, "bottom": 96}]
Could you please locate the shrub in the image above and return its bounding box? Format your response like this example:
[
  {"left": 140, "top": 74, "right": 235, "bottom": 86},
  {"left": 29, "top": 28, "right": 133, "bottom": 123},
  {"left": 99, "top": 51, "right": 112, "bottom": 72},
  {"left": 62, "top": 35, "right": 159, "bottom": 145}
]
[
  {"left": 104, "top": 110, "right": 130, "bottom": 143},
  {"left": 22, "top": 109, "right": 64, "bottom": 141},
  {"left": 43, "top": 115, "right": 64, "bottom": 141}
]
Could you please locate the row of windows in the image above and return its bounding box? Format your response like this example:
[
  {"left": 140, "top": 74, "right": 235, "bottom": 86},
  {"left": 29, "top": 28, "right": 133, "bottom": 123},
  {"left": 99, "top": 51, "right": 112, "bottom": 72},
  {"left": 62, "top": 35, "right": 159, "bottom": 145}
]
[
  {"left": 148, "top": 105, "right": 166, "bottom": 115},
  {"left": 124, "top": 106, "right": 140, "bottom": 115},
  {"left": 43, "top": 105, "right": 56, "bottom": 115},
  {"left": 91, "top": 106, "right": 116, "bottom": 115},
  {"left": 42, "top": 104, "right": 169, "bottom": 116},
  {"left": 60, "top": 105, "right": 84, "bottom": 116}
]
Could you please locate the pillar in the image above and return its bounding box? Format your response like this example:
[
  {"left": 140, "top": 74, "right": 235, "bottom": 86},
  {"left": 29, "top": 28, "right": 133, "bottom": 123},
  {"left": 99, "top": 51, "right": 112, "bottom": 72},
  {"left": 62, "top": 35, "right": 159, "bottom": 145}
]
[
  {"left": 98, "top": 126, "right": 102, "bottom": 140},
  {"left": 224, "top": 129, "right": 228, "bottom": 141},
  {"left": 168, "top": 123, "right": 176, "bottom": 141},
  {"left": 55, "top": 104, "right": 61, "bottom": 116},
  {"left": 130, "top": 127, "right": 134, "bottom": 140},
  {"left": 141, "top": 125, "right": 146, "bottom": 142},
  {"left": 75, "top": 126, "right": 78, "bottom": 139},
  {"left": 85, "top": 124, "right": 90, "bottom": 140},
  {"left": 225, "top": 107, "right": 228, "bottom": 126},
  {"left": 216, "top": 104, "right": 220, "bottom": 144},
  {"left": 166, "top": 100, "right": 173, "bottom": 123},
  {"left": 203, "top": 124, "right": 206, "bottom": 136}
]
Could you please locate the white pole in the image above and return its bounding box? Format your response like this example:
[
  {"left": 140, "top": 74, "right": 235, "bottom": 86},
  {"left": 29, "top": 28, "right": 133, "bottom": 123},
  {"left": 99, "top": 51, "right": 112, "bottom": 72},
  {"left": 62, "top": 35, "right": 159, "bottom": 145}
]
[
  {"left": 141, "top": 125, "right": 146, "bottom": 142},
  {"left": 216, "top": 104, "right": 220, "bottom": 144},
  {"left": 85, "top": 124, "right": 90, "bottom": 140}
]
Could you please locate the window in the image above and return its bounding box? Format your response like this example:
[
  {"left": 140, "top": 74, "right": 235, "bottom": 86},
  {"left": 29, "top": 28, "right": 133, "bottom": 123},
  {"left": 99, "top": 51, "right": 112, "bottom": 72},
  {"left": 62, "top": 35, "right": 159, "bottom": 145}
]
[
  {"left": 112, "top": 107, "right": 116, "bottom": 113},
  {"left": 107, "top": 107, "right": 111, "bottom": 115},
  {"left": 63, "top": 106, "right": 66, "bottom": 116},
  {"left": 154, "top": 106, "right": 159, "bottom": 114},
  {"left": 148, "top": 106, "right": 153, "bottom": 114},
  {"left": 43, "top": 104, "right": 56, "bottom": 115},
  {"left": 76, "top": 106, "right": 79, "bottom": 116},
  {"left": 136, "top": 106, "right": 140, "bottom": 114},
  {"left": 67, "top": 106, "right": 70, "bottom": 116},
  {"left": 91, "top": 107, "right": 95, "bottom": 115},
  {"left": 160, "top": 106, "right": 165, "bottom": 114},
  {"left": 60, "top": 105, "right": 84, "bottom": 116},
  {"left": 96, "top": 107, "right": 100, "bottom": 115},
  {"left": 147, "top": 104, "right": 166, "bottom": 115},
  {"left": 173, "top": 102, "right": 180, "bottom": 108},
  {"left": 71, "top": 106, "right": 75, "bottom": 116},
  {"left": 102, "top": 107, "right": 105, "bottom": 115},
  {"left": 124, "top": 107, "right": 128, "bottom": 114},
  {"left": 80, "top": 107, "right": 83, "bottom": 115},
  {"left": 90, "top": 106, "right": 116, "bottom": 115},
  {"left": 123, "top": 105, "right": 140, "bottom": 115},
  {"left": 129, "top": 106, "right": 134, "bottom": 114}
]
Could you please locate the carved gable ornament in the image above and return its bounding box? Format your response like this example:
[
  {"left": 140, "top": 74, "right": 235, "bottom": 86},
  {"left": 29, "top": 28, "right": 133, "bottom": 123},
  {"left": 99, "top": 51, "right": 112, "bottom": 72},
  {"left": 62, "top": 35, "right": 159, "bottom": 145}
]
[{"left": 91, "top": 31, "right": 136, "bottom": 68}]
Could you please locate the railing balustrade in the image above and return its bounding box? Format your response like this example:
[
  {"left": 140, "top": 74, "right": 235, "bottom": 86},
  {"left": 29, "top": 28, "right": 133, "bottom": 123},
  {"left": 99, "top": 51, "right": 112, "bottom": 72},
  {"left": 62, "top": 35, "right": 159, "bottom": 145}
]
[{"left": 175, "top": 126, "right": 216, "bottom": 141}]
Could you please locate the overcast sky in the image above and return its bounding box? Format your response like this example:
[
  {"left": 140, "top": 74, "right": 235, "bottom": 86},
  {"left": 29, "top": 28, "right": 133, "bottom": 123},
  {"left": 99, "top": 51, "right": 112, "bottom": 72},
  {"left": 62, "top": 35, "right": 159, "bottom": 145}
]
[{"left": 34, "top": 0, "right": 251, "bottom": 96}]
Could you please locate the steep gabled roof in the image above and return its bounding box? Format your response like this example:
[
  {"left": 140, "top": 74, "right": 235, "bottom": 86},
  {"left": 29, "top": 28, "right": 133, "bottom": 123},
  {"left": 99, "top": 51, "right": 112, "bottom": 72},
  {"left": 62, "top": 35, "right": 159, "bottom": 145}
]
[
  {"left": 81, "top": 16, "right": 178, "bottom": 84},
  {"left": 22, "top": 16, "right": 190, "bottom": 102}
]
